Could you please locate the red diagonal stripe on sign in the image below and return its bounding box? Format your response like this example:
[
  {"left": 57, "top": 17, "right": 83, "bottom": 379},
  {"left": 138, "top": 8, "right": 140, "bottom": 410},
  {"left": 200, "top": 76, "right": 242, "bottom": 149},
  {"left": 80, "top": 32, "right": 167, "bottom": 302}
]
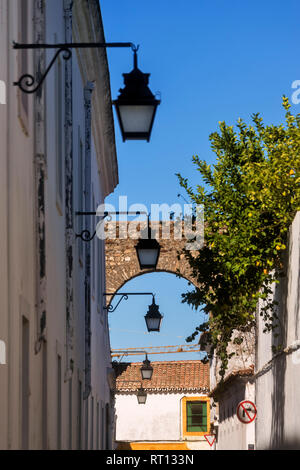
[{"left": 241, "top": 403, "right": 252, "bottom": 422}]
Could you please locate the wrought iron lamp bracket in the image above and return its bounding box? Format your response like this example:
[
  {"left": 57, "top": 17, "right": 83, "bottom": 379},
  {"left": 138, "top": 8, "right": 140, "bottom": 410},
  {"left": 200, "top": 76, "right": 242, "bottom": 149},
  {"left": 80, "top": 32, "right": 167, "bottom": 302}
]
[
  {"left": 13, "top": 44, "right": 72, "bottom": 94},
  {"left": 75, "top": 211, "right": 110, "bottom": 242},
  {"left": 75, "top": 210, "right": 148, "bottom": 243},
  {"left": 103, "top": 292, "right": 155, "bottom": 313},
  {"left": 13, "top": 41, "right": 137, "bottom": 94}
]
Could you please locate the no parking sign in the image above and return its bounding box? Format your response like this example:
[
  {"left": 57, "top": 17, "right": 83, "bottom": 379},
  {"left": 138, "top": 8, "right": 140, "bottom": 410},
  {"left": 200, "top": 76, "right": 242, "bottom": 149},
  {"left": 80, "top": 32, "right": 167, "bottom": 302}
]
[{"left": 236, "top": 400, "right": 257, "bottom": 424}]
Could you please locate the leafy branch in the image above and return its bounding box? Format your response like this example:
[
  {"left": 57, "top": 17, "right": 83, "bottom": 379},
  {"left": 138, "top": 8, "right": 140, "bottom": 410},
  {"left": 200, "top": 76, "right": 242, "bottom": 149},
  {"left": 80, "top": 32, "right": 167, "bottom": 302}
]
[{"left": 177, "top": 97, "right": 300, "bottom": 378}]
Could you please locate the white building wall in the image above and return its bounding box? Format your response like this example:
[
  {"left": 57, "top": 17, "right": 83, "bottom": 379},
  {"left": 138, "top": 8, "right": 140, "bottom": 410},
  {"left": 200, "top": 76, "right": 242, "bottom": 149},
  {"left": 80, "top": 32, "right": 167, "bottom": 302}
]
[
  {"left": 0, "top": 0, "right": 9, "bottom": 450},
  {"left": 255, "top": 211, "right": 300, "bottom": 450},
  {"left": 0, "top": 0, "right": 44, "bottom": 449},
  {"left": 210, "top": 329, "right": 255, "bottom": 393},
  {"left": 116, "top": 393, "right": 182, "bottom": 442},
  {"left": 44, "top": 0, "right": 114, "bottom": 450},
  {"left": 209, "top": 328, "right": 255, "bottom": 450},
  {"left": 212, "top": 213, "right": 299, "bottom": 450},
  {"left": 0, "top": 0, "right": 116, "bottom": 450},
  {"left": 44, "top": 0, "right": 68, "bottom": 450},
  {"left": 215, "top": 381, "right": 255, "bottom": 450},
  {"left": 115, "top": 392, "right": 210, "bottom": 450}
]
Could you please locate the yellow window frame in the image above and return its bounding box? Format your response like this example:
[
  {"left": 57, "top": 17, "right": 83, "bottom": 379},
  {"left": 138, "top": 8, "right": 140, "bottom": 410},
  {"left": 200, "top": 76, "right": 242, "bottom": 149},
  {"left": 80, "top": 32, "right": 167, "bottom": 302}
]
[{"left": 182, "top": 396, "right": 210, "bottom": 437}]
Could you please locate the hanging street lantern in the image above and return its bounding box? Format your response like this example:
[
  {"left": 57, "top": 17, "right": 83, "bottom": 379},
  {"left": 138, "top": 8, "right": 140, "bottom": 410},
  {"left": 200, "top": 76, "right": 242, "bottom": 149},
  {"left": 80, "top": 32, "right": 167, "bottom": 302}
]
[
  {"left": 113, "top": 47, "right": 161, "bottom": 142},
  {"left": 140, "top": 355, "right": 153, "bottom": 380},
  {"left": 137, "top": 387, "right": 147, "bottom": 405},
  {"left": 104, "top": 293, "right": 164, "bottom": 333},
  {"left": 12, "top": 44, "right": 161, "bottom": 143},
  {"left": 145, "top": 297, "right": 163, "bottom": 332},
  {"left": 135, "top": 215, "right": 161, "bottom": 270}
]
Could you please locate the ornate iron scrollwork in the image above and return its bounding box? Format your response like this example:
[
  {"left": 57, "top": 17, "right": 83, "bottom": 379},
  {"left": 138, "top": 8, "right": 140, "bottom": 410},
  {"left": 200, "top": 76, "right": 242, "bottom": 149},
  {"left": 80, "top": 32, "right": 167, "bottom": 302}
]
[
  {"left": 76, "top": 229, "right": 97, "bottom": 242},
  {"left": 13, "top": 46, "right": 72, "bottom": 94},
  {"left": 75, "top": 211, "right": 146, "bottom": 242},
  {"left": 103, "top": 292, "right": 154, "bottom": 313},
  {"left": 13, "top": 41, "right": 137, "bottom": 94},
  {"left": 105, "top": 294, "right": 129, "bottom": 313}
]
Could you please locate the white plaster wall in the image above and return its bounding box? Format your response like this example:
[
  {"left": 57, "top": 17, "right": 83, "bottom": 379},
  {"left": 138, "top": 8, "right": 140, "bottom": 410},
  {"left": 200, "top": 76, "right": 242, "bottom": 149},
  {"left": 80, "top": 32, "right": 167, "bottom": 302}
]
[
  {"left": 209, "top": 327, "right": 255, "bottom": 449},
  {"left": 44, "top": 0, "right": 69, "bottom": 449},
  {"left": 116, "top": 393, "right": 182, "bottom": 442},
  {"left": 0, "top": 0, "right": 9, "bottom": 450},
  {"left": 215, "top": 382, "right": 255, "bottom": 450},
  {"left": 256, "top": 212, "right": 300, "bottom": 449},
  {"left": 0, "top": 0, "right": 45, "bottom": 449},
  {"left": 212, "top": 213, "right": 299, "bottom": 450},
  {"left": 211, "top": 329, "right": 255, "bottom": 390},
  {"left": 45, "top": 0, "right": 114, "bottom": 450},
  {"left": 0, "top": 0, "right": 116, "bottom": 450},
  {"left": 286, "top": 212, "right": 300, "bottom": 348},
  {"left": 115, "top": 391, "right": 210, "bottom": 450}
]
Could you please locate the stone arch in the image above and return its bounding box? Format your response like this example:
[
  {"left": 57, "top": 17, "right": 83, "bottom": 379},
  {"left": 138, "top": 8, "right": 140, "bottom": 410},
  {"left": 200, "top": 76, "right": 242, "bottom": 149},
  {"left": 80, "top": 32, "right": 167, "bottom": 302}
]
[
  {"left": 105, "top": 221, "right": 199, "bottom": 294},
  {"left": 110, "top": 269, "right": 197, "bottom": 295}
]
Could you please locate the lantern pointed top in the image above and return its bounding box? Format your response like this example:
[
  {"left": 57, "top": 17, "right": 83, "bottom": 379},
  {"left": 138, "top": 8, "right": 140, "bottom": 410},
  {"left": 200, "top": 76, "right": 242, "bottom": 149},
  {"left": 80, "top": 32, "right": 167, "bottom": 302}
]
[
  {"left": 145, "top": 296, "right": 163, "bottom": 332},
  {"left": 132, "top": 44, "right": 139, "bottom": 70}
]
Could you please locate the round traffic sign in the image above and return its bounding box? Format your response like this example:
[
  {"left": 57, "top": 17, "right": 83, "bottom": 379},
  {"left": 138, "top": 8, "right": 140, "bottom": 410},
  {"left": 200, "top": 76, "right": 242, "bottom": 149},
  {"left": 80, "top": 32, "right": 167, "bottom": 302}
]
[{"left": 236, "top": 400, "right": 257, "bottom": 424}]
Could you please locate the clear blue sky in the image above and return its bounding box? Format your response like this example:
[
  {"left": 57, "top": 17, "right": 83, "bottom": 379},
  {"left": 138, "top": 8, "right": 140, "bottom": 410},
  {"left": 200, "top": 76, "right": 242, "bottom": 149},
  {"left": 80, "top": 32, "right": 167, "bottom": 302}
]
[{"left": 100, "top": 0, "right": 300, "bottom": 361}]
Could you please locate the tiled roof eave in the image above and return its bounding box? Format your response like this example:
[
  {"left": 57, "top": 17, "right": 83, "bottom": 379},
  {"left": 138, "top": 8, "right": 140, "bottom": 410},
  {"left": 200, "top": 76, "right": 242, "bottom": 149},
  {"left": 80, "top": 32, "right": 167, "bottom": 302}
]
[
  {"left": 209, "top": 366, "right": 254, "bottom": 398},
  {"left": 115, "top": 387, "right": 210, "bottom": 394},
  {"left": 113, "top": 360, "right": 210, "bottom": 392}
]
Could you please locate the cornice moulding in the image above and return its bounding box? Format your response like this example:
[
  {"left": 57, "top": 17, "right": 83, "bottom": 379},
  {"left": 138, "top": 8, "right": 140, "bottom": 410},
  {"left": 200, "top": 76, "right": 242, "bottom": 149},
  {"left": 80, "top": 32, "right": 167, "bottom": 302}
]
[{"left": 73, "top": 0, "right": 119, "bottom": 198}]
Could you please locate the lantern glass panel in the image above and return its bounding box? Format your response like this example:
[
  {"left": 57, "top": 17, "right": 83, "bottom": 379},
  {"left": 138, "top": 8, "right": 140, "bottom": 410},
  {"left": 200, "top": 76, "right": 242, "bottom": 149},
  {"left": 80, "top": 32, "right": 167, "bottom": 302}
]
[
  {"left": 137, "top": 247, "right": 159, "bottom": 269},
  {"left": 118, "top": 105, "right": 155, "bottom": 135},
  {"left": 145, "top": 316, "right": 162, "bottom": 332},
  {"left": 141, "top": 368, "right": 153, "bottom": 380},
  {"left": 137, "top": 391, "right": 147, "bottom": 404},
  {"left": 141, "top": 359, "right": 153, "bottom": 380}
]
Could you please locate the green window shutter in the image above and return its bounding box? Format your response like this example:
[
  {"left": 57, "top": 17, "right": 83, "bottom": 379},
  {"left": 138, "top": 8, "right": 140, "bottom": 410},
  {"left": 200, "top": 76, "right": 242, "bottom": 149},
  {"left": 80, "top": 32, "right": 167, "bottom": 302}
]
[{"left": 186, "top": 401, "right": 207, "bottom": 433}]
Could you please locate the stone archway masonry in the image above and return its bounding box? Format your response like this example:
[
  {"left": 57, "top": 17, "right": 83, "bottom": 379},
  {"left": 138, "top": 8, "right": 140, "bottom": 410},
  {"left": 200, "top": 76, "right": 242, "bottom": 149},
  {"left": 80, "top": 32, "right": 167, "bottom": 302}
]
[{"left": 105, "top": 221, "right": 201, "bottom": 294}]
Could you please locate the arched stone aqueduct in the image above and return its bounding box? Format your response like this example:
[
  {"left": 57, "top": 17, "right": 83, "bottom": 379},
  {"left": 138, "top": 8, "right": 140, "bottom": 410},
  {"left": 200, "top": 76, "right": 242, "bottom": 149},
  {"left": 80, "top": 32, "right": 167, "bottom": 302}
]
[{"left": 105, "top": 221, "right": 199, "bottom": 294}]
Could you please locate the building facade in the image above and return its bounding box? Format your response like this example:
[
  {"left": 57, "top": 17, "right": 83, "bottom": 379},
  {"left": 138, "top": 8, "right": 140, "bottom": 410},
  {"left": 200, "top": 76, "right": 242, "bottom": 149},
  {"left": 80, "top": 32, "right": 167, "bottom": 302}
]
[
  {"left": 208, "top": 330, "right": 255, "bottom": 450},
  {"left": 0, "top": 0, "right": 117, "bottom": 449},
  {"left": 255, "top": 211, "right": 300, "bottom": 450},
  {"left": 113, "top": 360, "right": 211, "bottom": 450},
  {"left": 208, "top": 212, "right": 299, "bottom": 450}
]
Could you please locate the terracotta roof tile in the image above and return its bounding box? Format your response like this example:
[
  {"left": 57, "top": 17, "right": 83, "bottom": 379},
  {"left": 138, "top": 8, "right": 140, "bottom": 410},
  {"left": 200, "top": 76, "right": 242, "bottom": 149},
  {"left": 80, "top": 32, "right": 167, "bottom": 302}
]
[{"left": 113, "top": 360, "right": 210, "bottom": 393}]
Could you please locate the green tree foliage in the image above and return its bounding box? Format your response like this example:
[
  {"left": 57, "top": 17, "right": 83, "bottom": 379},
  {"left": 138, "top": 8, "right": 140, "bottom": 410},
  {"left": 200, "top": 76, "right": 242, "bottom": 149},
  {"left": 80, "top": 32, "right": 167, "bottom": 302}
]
[{"left": 177, "top": 98, "right": 300, "bottom": 377}]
